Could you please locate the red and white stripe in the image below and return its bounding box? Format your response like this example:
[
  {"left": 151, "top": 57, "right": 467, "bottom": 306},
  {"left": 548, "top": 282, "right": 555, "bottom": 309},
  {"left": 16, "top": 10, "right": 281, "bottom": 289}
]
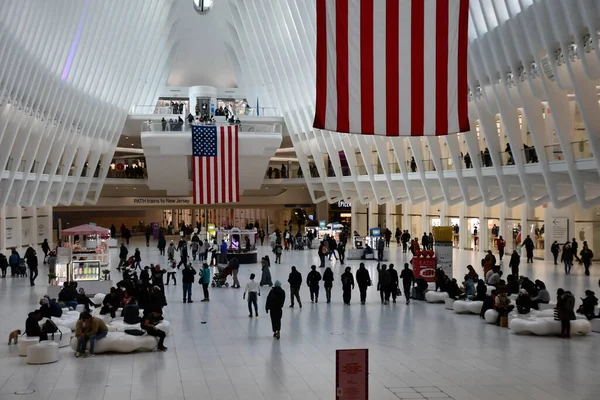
[
  {"left": 192, "top": 125, "right": 239, "bottom": 205},
  {"left": 314, "top": 0, "right": 470, "bottom": 136}
]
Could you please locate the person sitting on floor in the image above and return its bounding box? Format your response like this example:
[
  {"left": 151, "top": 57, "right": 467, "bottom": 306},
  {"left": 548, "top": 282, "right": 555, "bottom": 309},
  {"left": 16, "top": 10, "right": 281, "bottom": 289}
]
[
  {"left": 446, "top": 278, "right": 464, "bottom": 300},
  {"left": 577, "top": 290, "right": 598, "bottom": 320},
  {"left": 530, "top": 280, "right": 550, "bottom": 310},
  {"left": 516, "top": 289, "right": 531, "bottom": 314},
  {"left": 39, "top": 296, "right": 62, "bottom": 318},
  {"left": 463, "top": 275, "right": 475, "bottom": 299},
  {"left": 466, "top": 265, "right": 479, "bottom": 281}
]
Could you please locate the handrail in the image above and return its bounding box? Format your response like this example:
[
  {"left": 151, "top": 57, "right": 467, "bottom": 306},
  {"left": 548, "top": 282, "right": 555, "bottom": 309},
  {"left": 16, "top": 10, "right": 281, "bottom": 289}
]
[{"left": 141, "top": 121, "right": 281, "bottom": 134}]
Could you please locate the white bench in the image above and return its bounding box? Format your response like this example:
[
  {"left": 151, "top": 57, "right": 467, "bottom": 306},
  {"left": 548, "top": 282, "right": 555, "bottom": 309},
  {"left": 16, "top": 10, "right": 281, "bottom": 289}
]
[
  {"left": 51, "top": 311, "right": 80, "bottom": 330},
  {"left": 18, "top": 337, "right": 41, "bottom": 357},
  {"left": 425, "top": 291, "right": 448, "bottom": 303},
  {"left": 107, "top": 319, "right": 171, "bottom": 336},
  {"left": 453, "top": 300, "right": 483, "bottom": 314},
  {"left": 69, "top": 331, "right": 160, "bottom": 354},
  {"left": 509, "top": 317, "right": 592, "bottom": 336},
  {"left": 591, "top": 318, "right": 600, "bottom": 333},
  {"left": 27, "top": 341, "right": 59, "bottom": 364},
  {"left": 538, "top": 301, "right": 557, "bottom": 311},
  {"left": 444, "top": 298, "right": 455, "bottom": 310},
  {"left": 48, "top": 326, "right": 72, "bottom": 348}
]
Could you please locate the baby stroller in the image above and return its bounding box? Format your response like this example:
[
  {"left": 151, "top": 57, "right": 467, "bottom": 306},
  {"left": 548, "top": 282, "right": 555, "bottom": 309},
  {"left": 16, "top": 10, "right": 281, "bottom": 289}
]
[
  {"left": 293, "top": 237, "right": 305, "bottom": 251},
  {"left": 211, "top": 265, "right": 232, "bottom": 288},
  {"left": 16, "top": 259, "right": 27, "bottom": 277}
]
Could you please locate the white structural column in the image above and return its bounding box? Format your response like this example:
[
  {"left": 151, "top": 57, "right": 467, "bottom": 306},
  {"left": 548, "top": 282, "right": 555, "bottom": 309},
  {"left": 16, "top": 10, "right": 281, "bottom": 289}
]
[
  {"left": 0, "top": 206, "right": 52, "bottom": 252},
  {"left": 459, "top": 202, "right": 466, "bottom": 249},
  {"left": 478, "top": 204, "right": 486, "bottom": 253}
]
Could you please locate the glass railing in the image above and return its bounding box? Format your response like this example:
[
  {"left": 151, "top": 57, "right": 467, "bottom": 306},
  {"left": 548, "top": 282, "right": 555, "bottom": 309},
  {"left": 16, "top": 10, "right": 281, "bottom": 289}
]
[
  {"left": 521, "top": 147, "right": 539, "bottom": 163},
  {"left": 388, "top": 162, "right": 401, "bottom": 173},
  {"left": 106, "top": 168, "right": 147, "bottom": 179},
  {"left": 479, "top": 152, "right": 493, "bottom": 167},
  {"left": 141, "top": 121, "right": 281, "bottom": 133},
  {"left": 572, "top": 140, "right": 593, "bottom": 160},
  {"left": 422, "top": 160, "right": 436, "bottom": 172},
  {"left": 440, "top": 158, "right": 454, "bottom": 171},
  {"left": 131, "top": 105, "right": 279, "bottom": 117}
]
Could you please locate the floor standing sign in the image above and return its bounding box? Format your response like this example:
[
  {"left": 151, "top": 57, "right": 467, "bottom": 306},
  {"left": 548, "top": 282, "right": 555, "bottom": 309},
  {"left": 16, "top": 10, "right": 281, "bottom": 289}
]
[
  {"left": 433, "top": 226, "right": 454, "bottom": 279},
  {"left": 336, "top": 349, "right": 368, "bottom": 400}
]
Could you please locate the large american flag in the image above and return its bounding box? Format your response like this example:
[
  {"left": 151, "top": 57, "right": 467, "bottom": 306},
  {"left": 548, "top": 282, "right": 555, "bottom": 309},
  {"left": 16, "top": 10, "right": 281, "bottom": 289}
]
[
  {"left": 191, "top": 125, "right": 239, "bottom": 205},
  {"left": 313, "top": 0, "right": 470, "bottom": 136}
]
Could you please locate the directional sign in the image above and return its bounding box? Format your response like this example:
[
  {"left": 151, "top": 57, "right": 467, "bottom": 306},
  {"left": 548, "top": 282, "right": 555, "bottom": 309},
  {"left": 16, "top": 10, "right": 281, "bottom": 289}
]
[{"left": 551, "top": 217, "right": 568, "bottom": 244}]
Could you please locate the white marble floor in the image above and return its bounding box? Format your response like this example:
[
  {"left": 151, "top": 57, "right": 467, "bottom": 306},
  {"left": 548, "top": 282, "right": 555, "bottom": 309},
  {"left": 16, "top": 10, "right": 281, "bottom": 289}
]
[{"left": 0, "top": 237, "right": 598, "bottom": 400}]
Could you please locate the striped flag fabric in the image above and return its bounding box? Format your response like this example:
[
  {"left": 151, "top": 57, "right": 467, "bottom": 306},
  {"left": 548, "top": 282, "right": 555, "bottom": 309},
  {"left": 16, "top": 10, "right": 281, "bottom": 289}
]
[
  {"left": 313, "top": 0, "right": 470, "bottom": 136},
  {"left": 191, "top": 125, "right": 239, "bottom": 205}
]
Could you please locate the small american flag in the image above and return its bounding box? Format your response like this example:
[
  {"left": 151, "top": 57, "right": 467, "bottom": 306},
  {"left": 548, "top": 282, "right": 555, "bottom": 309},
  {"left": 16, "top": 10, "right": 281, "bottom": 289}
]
[{"left": 191, "top": 125, "right": 239, "bottom": 205}]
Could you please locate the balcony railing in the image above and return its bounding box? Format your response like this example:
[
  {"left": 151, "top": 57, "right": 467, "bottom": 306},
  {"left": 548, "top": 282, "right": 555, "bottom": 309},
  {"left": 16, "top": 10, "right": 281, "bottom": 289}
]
[
  {"left": 141, "top": 121, "right": 281, "bottom": 134},
  {"left": 131, "top": 105, "right": 279, "bottom": 117}
]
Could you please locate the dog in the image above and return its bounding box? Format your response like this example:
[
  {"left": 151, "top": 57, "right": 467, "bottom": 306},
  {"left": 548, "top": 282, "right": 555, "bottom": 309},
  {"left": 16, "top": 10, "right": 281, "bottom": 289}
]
[{"left": 8, "top": 329, "right": 21, "bottom": 345}]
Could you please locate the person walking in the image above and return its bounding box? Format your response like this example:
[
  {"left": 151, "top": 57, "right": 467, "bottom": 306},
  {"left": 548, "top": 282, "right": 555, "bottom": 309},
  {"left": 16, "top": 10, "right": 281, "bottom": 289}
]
[
  {"left": 41, "top": 239, "right": 50, "bottom": 263},
  {"left": 400, "top": 263, "right": 415, "bottom": 304},
  {"left": 323, "top": 267, "right": 334, "bottom": 303},
  {"left": 181, "top": 263, "right": 196, "bottom": 303},
  {"left": 274, "top": 242, "right": 283, "bottom": 264},
  {"left": 287, "top": 266, "right": 302, "bottom": 308},
  {"left": 200, "top": 263, "right": 211, "bottom": 301},
  {"left": 341, "top": 267, "right": 355, "bottom": 305},
  {"left": 259, "top": 257, "right": 273, "bottom": 287},
  {"left": 244, "top": 273, "right": 260, "bottom": 317},
  {"left": 497, "top": 235, "right": 506, "bottom": 261},
  {"left": 328, "top": 236, "right": 338, "bottom": 260},
  {"left": 318, "top": 241, "right": 327, "bottom": 268},
  {"left": 551, "top": 240, "right": 560, "bottom": 265},
  {"left": 580, "top": 241, "right": 594, "bottom": 276},
  {"left": 157, "top": 233, "right": 166, "bottom": 256},
  {"left": 377, "top": 237, "right": 385, "bottom": 261},
  {"left": 190, "top": 240, "right": 200, "bottom": 261},
  {"left": 306, "top": 265, "right": 322, "bottom": 303},
  {"left": 572, "top": 238, "right": 581, "bottom": 263},
  {"left": 388, "top": 263, "right": 399, "bottom": 303},
  {"left": 355, "top": 263, "right": 371, "bottom": 305},
  {"left": 27, "top": 250, "right": 39, "bottom": 286},
  {"left": 166, "top": 259, "right": 177, "bottom": 286},
  {"left": 377, "top": 263, "right": 391, "bottom": 304},
  {"left": 134, "top": 248, "right": 142, "bottom": 270},
  {"left": 145, "top": 226, "right": 152, "bottom": 247},
  {"left": 521, "top": 235, "right": 535, "bottom": 263},
  {"left": 337, "top": 241, "right": 346, "bottom": 264},
  {"left": 561, "top": 243, "right": 574, "bottom": 275},
  {"left": 509, "top": 250, "right": 520, "bottom": 277},
  {"left": 117, "top": 243, "right": 128, "bottom": 270},
  {"left": 265, "top": 281, "right": 285, "bottom": 339},
  {"left": 177, "top": 241, "right": 188, "bottom": 269},
  {"left": 167, "top": 240, "right": 175, "bottom": 260},
  {"left": 230, "top": 257, "right": 241, "bottom": 288}
]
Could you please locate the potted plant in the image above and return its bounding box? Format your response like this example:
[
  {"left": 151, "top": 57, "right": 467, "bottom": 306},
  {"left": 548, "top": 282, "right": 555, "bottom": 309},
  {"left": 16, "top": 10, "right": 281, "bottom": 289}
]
[
  {"left": 47, "top": 273, "right": 57, "bottom": 285},
  {"left": 102, "top": 269, "right": 111, "bottom": 281}
]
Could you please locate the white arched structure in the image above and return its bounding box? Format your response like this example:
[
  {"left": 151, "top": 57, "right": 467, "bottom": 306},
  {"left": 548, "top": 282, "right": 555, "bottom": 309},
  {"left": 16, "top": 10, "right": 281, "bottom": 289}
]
[{"left": 225, "top": 0, "right": 600, "bottom": 209}]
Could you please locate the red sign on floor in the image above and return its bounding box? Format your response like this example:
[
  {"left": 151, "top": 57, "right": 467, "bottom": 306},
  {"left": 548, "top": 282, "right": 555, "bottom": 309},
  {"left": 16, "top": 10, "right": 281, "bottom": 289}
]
[
  {"left": 336, "top": 349, "right": 368, "bottom": 400},
  {"left": 412, "top": 256, "right": 437, "bottom": 282}
]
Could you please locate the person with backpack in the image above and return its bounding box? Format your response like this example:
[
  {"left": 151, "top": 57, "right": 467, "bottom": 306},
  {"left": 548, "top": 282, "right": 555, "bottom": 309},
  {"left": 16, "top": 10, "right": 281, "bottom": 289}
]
[
  {"left": 287, "top": 266, "right": 302, "bottom": 308},
  {"left": 355, "top": 263, "right": 371, "bottom": 305},
  {"left": 265, "top": 280, "right": 286, "bottom": 339},
  {"left": 558, "top": 291, "right": 576, "bottom": 338},
  {"left": 341, "top": 267, "right": 355, "bottom": 305},
  {"left": 580, "top": 241, "right": 594, "bottom": 276},
  {"left": 306, "top": 265, "right": 322, "bottom": 303},
  {"left": 323, "top": 267, "right": 334, "bottom": 303}
]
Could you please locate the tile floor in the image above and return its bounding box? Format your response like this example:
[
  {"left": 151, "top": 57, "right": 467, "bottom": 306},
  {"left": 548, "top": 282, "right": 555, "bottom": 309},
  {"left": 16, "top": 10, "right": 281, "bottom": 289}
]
[{"left": 0, "top": 237, "right": 598, "bottom": 400}]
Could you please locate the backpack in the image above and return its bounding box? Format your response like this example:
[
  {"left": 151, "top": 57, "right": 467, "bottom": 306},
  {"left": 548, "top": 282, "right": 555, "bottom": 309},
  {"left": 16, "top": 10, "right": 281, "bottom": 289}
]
[
  {"left": 42, "top": 319, "right": 58, "bottom": 334},
  {"left": 9, "top": 254, "right": 18, "bottom": 265},
  {"left": 124, "top": 329, "right": 145, "bottom": 336}
]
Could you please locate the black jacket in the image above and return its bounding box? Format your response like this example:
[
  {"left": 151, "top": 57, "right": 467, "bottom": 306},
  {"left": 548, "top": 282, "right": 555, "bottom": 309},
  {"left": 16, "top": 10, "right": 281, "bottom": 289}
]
[
  {"left": 341, "top": 271, "right": 355, "bottom": 288},
  {"left": 58, "top": 287, "right": 76, "bottom": 302},
  {"left": 288, "top": 270, "right": 302, "bottom": 288},
  {"left": 388, "top": 268, "right": 399, "bottom": 286},
  {"left": 40, "top": 301, "right": 63, "bottom": 319},
  {"left": 103, "top": 293, "right": 120, "bottom": 309},
  {"left": 119, "top": 245, "right": 128, "bottom": 259},
  {"left": 322, "top": 268, "right": 334, "bottom": 288},
  {"left": 306, "top": 270, "right": 322, "bottom": 287},
  {"left": 123, "top": 303, "right": 140, "bottom": 324},
  {"left": 181, "top": 267, "right": 196, "bottom": 284},
  {"left": 355, "top": 267, "right": 371, "bottom": 287},
  {"left": 266, "top": 286, "right": 286, "bottom": 311},
  {"left": 25, "top": 312, "right": 42, "bottom": 337},
  {"left": 27, "top": 255, "right": 38, "bottom": 269}
]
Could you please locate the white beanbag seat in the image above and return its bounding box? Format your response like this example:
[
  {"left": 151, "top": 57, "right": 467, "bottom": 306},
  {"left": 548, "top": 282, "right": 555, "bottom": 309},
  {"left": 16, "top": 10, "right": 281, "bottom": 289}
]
[
  {"left": 484, "top": 309, "right": 498, "bottom": 324},
  {"left": 591, "top": 318, "right": 600, "bottom": 333},
  {"left": 508, "top": 310, "right": 536, "bottom": 322},
  {"left": 48, "top": 326, "right": 72, "bottom": 348},
  {"left": 75, "top": 304, "right": 86, "bottom": 313},
  {"left": 69, "top": 331, "right": 159, "bottom": 354},
  {"left": 27, "top": 341, "right": 59, "bottom": 364},
  {"left": 509, "top": 317, "right": 592, "bottom": 336},
  {"left": 107, "top": 319, "right": 171, "bottom": 336},
  {"left": 51, "top": 311, "right": 80, "bottom": 330},
  {"left": 425, "top": 291, "right": 448, "bottom": 303},
  {"left": 453, "top": 300, "right": 483, "bottom": 314},
  {"left": 92, "top": 293, "right": 106, "bottom": 305},
  {"left": 18, "top": 336, "right": 42, "bottom": 357},
  {"left": 444, "top": 298, "right": 455, "bottom": 310}
]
